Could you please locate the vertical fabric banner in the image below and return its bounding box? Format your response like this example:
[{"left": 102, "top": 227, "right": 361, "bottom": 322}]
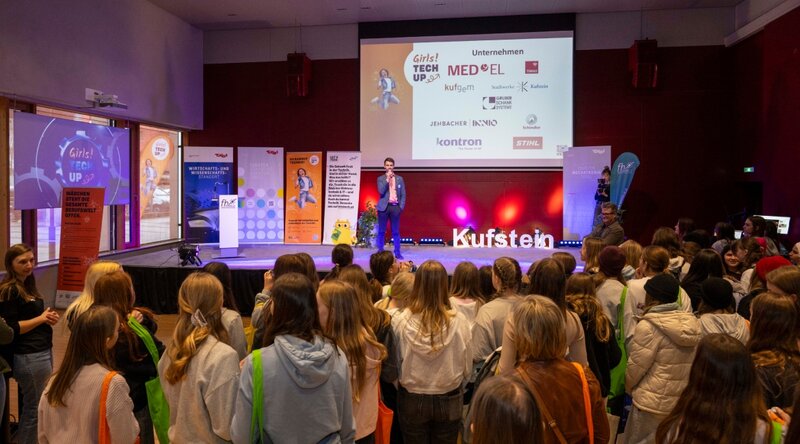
[
  {"left": 237, "top": 147, "right": 285, "bottom": 244},
  {"left": 139, "top": 127, "right": 176, "bottom": 218},
  {"left": 55, "top": 187, "right": 105, "bottom": 309},
  {"left": 562, "top": 146, "right": 611, "bottom": 240},
  {"left": 184, "top": 146, "right": 234, "bottom": 243},
  {"left": 323, "top": 152, "right": 362, "bottom": 245},
  {"left": 610, "top": 152, "right": 641, "bottom": 208},
  {"left": 285, "top": 152, "right": 323, "bottom": 244}
]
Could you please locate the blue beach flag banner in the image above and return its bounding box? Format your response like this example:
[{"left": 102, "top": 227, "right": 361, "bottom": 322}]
[{"left": 610, "top": 152, "right": 640, "bottom": 207}]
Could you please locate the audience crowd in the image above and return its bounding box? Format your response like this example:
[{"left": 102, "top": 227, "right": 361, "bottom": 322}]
[{"left": 1, "top": 215, "right": 800, "bottom": 443}]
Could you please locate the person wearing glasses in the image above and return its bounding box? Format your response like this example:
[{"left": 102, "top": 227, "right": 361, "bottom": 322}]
[{"left": 590, "top": 202, "right": 625, "bottom": 246}]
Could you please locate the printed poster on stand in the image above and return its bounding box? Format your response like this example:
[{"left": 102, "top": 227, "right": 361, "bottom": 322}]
[
  {"left": 184, "top": 146, "right": 234, "bottom": 244},
  {"left": 237, "top": 147, "right": 285, "bottom": 244},
  {"left": 55, "top": 187, "right": 105, "bottom": 309},
  {"left": 285, "top": 152, "right": 323, "bottom": 244},
  {"left": 323, "top": 152, "right": 361, "bottom": 245}
]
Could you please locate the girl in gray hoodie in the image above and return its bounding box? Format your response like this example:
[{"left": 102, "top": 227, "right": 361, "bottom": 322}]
[{"left": 232, "top": 273, "right": 355, "bottom": 444}]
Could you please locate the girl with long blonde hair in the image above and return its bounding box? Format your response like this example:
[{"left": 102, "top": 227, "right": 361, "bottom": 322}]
[
  {"left": 318, "top": 281, "right": 387, "bottom": 442},
  {"left": 159, "top": 272, "right": 240, "bottom": 442},
  {"left": 391, "top": 260, "right": 472, "bottom": 443},
  {"left": 64, "top": 260, "right": 121, "bottom": 330}
]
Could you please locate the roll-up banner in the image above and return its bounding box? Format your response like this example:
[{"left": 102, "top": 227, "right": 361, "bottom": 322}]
[
  {"left": 237, "top": 147, "right": 285, "bottom": 244},
  {"left": 323, "top": 152, "right": 362, "bottom": 245},
  {"left": 285, "top": 152, "right": 323, "bottom": 244},
  {"left": 562, "top": 146, "right": 611, "bottom": 240},
  {"left": 184, "top": 146, "right": 234, "bottom": 244},
  {"left": 55, "top": 187, "right": 105, "bottom": 309}
]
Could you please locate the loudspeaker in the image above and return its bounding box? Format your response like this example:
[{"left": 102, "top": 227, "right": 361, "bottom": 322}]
[
  {"left": 287, "top": 53, "right": 311, "bottom": 97},
  {"left": 628, "top": 40, "right": 658, "bottom": 89}
]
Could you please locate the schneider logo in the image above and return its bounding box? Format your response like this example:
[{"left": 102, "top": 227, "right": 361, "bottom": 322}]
[
  {"left": 482, "top": 96, "right": 512, "bottom": 110},
  {"left": 525, "top": 61, "right": 539, "bottom": 74},
  {"left": 513, "top": 137, "right": 543, "bottom": 149},
  {"left": 523, "top": 114, "right": 540, "bottom": 129},
  {"left": 444, "top": 83, "right": 475, "bottom": 93},
  {"left": 437, "top": 138, "right": 483, "bottom": 147}
]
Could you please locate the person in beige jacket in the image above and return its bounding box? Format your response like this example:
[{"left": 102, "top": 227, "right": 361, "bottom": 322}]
[{"left": 624, "top": 274, "right": 701, "bottom": 444}]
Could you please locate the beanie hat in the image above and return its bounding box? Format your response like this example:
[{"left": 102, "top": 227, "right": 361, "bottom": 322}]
[
  {"left": 644, "top": 274, "right": 680, "bottom": 304},
  {"left": 700, "top": 277, "right": 734, "bottom": 310},
  {"left": 598, "top": 246, "right": 626, "bottom": 277},
  {"left": 755, "top": 256, "right": 792, "bottom": 283}
]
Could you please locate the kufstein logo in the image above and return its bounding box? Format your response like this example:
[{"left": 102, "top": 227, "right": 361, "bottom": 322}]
[
  {"left": 448, "top": 64, "right": 505, "bottom": 76},
  {"left": 453, "top": 228, "right": 554, "bottom": 249},
  {"left": 513, "top": 137, "right": 544, "bottom": 149},
  {"left": 436, "top": 138, "right": 483, "bottom": 147},
  {"left": 518, "top": 81, "right": 549, "bottom": 92},
  {"left": 523, "top": 114, "right": 540, "bottom": 130},
  {"left": 220, "top": 197, "right": 238, "bottom": 208},
  {"left": 483, "top": 96, "right": 512, "bottom": 110},
  {"left": 444, "top": 83, "right": 475, "bottom": 93},
  {"left": 472, "top": 119, "right": 497, "bottom": 127}
]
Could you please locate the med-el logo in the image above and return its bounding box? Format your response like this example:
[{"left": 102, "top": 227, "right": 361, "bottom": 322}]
[
  {"left": 266, "top": 149, "right": 279, "bottom": 155},
  {"left": 513, "top": 137, "right": 543, "bottom": 149},
  {"left": 482, "top": 96, "right": 512, "bottom": 110},
  {"left": 523, "top": 114, "right": 540, "bottom": 130},
  {"left": 448, "top": 64, "right": 505, "bottom": 76},
  {"left": 525, "top": 61, "right": 539, "bottom": 74},
  {"left": 214, "top": 153, "right": 229, "bottom": 158},
  {"left": 220, "top": 197, "right": 238, "bottom": 208}
]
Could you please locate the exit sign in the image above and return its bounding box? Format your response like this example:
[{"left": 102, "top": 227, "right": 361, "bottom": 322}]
[{"left": 743, "top": 167, "right": 755, "bottom": 173}]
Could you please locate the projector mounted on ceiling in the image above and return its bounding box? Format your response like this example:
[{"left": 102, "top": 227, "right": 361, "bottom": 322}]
[{"left": 85, "top": 88, "right": 128, "bottom": 109}]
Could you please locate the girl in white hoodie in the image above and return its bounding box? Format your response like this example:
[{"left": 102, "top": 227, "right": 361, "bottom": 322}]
[
  {"left": 392, "top": 260, "right": 472, "bottom": 444},
  {"left": 318, "top": 281, "right": 387, "bottom": 443}
]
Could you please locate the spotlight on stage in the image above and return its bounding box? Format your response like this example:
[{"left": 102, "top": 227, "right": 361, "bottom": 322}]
[
  {"left": 178, "top": 243, "right": 202, "bottom": 267},
  {"left": 557, "top": 240, "right": 583, "bottom": 248},
  {"left": 419, "top": 237, "right": 445, "bottom": 246}
]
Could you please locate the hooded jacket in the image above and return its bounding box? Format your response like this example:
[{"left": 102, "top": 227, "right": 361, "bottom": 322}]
[
  {"left": 698, "top": 313, "right": 750, "bottom": 344},
  {"left": 392, "top": 309, "right": 472, "bottom": 394},
  {"left": 626, "top": 303, "right": 702, "bottom": 415},
  {"left": 231, "top": 334, "right": 355, "bottom": 444}
]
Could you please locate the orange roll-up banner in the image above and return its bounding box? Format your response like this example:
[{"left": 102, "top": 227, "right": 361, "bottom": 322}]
[
  {"left": 285, "top": 152, "right": 323, "bottom": 244},
  {"left": 55, "top": 187, "right": 105, "bottom": 309}
]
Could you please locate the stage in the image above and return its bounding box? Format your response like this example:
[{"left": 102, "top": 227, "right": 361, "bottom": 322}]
[{"left": 119, "top": 243, "right": 584, "bottom": 314}]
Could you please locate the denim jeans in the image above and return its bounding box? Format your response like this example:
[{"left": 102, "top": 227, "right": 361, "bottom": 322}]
[
  {"left": 398, "top": 386, "right": 463, "bottom": 444},
  {"left": 13, "top": 350, "right": 52, "bottom": 444}
]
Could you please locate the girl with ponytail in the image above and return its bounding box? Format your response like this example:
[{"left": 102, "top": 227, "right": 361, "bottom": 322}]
[{"left": 159, "top": 272, "right": 240, "bottom": 443}]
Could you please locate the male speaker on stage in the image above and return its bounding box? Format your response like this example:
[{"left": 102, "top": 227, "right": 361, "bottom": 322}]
[{"left": 377, "top": 157, "right": 406, "bottom": 259}]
